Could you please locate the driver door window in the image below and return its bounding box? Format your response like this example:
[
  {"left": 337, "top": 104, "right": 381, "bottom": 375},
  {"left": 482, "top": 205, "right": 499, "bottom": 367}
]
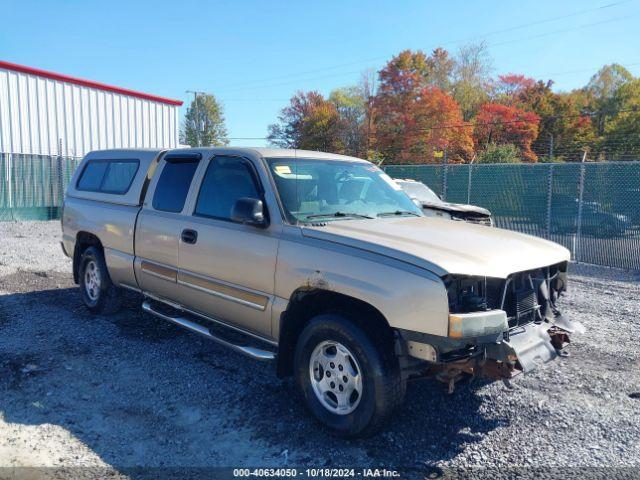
[{"left": 194, "top": 156, "right": 261, "bottom": 221}]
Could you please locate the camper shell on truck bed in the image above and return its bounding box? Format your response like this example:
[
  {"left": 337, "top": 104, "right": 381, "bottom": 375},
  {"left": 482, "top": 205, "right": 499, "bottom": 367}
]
[{"left": 63, "top": 149, "right": 164, "bottom": 289}]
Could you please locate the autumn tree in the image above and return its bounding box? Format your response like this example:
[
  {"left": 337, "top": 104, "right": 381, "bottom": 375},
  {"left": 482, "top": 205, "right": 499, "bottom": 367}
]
[
  {"left": 376, "top": 50, "right": 431, "bottom": 95},
  {"left": 372, "top": 50, "right": 473, "bottom": 163},
  {"left": 372, "top": 50, "right": 430, "bottom": 160},
  {"left": 409, "top": 87, "right": 475, "bottom": 162},
  {"left": 267, "top": 91, "right": 343, "bottom": 152},
  {"left": 182, "top": 94, "right": 228, "bottom": 147},
  {"left": 514, "top": 80, "right": 596, "bottom": 161},
  {"left": 493, "top": 74, "right": 536, "bottom": 105},
  {"left": 474, "top": 103, "right": 540, "bottom": 161}
]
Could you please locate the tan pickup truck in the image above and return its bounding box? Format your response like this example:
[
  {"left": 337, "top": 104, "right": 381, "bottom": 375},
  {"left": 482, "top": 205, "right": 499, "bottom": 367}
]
[{"left": 61, "top": 147, "right": 584, "bottom": 437}]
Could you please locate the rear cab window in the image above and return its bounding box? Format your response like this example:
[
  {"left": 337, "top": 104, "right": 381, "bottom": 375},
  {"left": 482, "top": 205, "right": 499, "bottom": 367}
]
[
  {"left": 77, "top": 159, "right": 139, "bottom": 194},
  {"left": 152, "top": 156, "right": 200, "bottom": 213}
]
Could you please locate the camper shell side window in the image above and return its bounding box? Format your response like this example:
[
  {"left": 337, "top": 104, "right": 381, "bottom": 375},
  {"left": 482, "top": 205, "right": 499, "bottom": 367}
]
[{"left": 76, "top": 159, "right": 140, "bottom": 195}]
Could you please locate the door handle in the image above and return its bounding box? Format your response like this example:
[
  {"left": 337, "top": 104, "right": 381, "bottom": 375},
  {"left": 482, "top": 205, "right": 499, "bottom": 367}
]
[{"left": 181, "top": 229, "right": 198, "bottom": 244}]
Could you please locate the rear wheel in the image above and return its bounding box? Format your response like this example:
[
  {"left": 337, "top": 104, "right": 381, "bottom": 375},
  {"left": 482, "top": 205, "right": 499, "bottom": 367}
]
[
  {"left": 79, "top": 246, "right": 122, "bottom": 315},
  {"left": 294, "top": 313, "right": 404, "bottom": 437}
]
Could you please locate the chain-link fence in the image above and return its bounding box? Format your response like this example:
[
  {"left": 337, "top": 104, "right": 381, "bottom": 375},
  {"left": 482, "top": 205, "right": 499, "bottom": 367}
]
[
  {"left": 386, "top": 162, "right": 640, "bottom": 270},
  {"left": 1, "top": 154, "right": 639, "bottom": 269},
  {"left": 0, "top": 153, "right": 81, "bottom": 221}
]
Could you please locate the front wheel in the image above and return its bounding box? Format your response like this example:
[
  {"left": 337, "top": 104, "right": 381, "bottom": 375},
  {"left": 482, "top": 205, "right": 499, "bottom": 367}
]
[
  {"left": 294, "top": 313, "right": 404, "bottom": 437},
  {"left": 79, "top": 246, "right": 122, "bottom": 315}
]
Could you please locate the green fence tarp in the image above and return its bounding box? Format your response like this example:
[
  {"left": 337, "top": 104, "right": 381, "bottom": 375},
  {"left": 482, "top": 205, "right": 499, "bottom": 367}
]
[
  {"left": 1, "top": 154, "right": 638, "bottom": 270},
  {"left": 385, "top": 162, "right": 640, "bottom": 270}
]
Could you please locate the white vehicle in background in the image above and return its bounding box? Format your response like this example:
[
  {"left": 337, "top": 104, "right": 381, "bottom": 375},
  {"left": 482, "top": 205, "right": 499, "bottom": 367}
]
[{"left": 395, "top": 178, "right": 493, "bottom": 226}]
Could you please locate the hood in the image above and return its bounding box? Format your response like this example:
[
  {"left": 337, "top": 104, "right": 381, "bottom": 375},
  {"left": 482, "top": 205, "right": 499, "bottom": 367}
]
[
  {"left": 421, "top": 201, "right": 491, "bottom": 217},
  {"left": 302, "top": 216, "right": 570, "bottom": 279}
]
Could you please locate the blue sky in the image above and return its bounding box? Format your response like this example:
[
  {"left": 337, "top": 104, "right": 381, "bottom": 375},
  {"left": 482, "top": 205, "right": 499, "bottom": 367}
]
[{"left": 3, "top": 0, "right": 640, "bottom": 146}]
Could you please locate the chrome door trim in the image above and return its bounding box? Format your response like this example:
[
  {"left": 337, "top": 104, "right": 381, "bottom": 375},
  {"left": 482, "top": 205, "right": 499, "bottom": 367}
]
[
  {"left": 140, "top": 260, "right": 178, "bottom": 282},
  {"left": 177, "top": 270, "right": 269, "bottom": 311}
]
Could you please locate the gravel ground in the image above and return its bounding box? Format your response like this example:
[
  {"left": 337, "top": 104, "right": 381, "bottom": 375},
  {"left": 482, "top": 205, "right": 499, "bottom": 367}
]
[{"left": 0, "top": 221, "right": 639, "bottom": 478}]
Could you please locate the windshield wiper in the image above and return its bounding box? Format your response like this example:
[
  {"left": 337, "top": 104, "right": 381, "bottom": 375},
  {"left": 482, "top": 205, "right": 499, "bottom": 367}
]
[
  {"left": 305, "top": 211, "right": 374, "bottom": 220},
  {"left": 377, "top": 210, "right": 421, "bottom": 217}
]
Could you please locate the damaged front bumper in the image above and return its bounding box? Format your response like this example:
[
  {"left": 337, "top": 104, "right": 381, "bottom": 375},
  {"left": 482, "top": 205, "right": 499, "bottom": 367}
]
[
  {"left": 416, "top": 262, "right": 585, "bottom": 385},
  {"left": 400, "top": 313, "right": 585, "bottom": 389},
  {"left": 486, "top": 314, "right": 585, "bottom": 375}
]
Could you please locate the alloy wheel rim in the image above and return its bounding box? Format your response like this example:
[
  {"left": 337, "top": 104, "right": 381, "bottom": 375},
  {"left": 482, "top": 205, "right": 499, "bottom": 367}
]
[
  {"left": 309, "top": 340, "right": 363, "bottom": 415},
  {"left": 84, "top": 260, "right": 101, "bottom": 301}
]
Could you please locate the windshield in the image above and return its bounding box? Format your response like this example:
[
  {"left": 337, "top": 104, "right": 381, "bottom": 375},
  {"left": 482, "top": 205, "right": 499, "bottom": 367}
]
[
  {"left": 396, "top": 181, "right": 442, "bottom": 204},
  {"left": 266, "top": 158, "right": 423, "bottom": 223}
]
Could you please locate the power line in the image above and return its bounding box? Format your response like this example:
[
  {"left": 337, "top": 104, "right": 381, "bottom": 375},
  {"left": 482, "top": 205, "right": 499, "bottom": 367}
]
[
  {"left": 227, "top": 108, "right": 640, "bottom": 144},
  {"left": 212, "top": 1, "right": 634, "bottom": 93},
  {"left": 227, "top": 137, "right": 272, "bottom": 141},
  {"left": 215, "top": 69, "right": 367, "bottom": 94},
  {"left": 371, "top": 107, "right": 640, "bottom": 135},
  {"left": 488, "top": 12, "right": 640, "bottom": 48},
  {"left": 539, "top": 62, "right": 640, "bottom": 78},
  {"left": 445, "top": 0, "right": 632, "bottom": 44}
]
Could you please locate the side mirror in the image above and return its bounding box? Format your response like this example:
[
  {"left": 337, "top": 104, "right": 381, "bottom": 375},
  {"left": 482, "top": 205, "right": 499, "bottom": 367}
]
[{"left": 231, "top": 197, "right": 267, "bottom": 227}]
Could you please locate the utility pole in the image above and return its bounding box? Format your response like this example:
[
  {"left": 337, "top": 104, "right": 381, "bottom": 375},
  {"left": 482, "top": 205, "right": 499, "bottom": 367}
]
[
  {"left": 467, "top": 153, "right": 476, "bottom": 205},
  {"left": 186, "top": 90, "right": 206, "bottom": 147},
  {"left": 549, "top": 134, "right": 554, "bottom": 161},
  {"left": 575, "top": 150, "right": 587, "bottom": 262},
  {"left": 441, "top": 147, "right": 448, "bottom": 201}
]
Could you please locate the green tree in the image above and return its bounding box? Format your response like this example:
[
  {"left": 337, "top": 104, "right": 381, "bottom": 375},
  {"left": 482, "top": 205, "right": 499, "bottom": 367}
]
[
  {"left": 602, "top": 79, "right": 640, "bottom": 160},
  {"left": 476, "top": 143, "right": 521, "bottom": 163},
  {"left": 585, "top": 64, "right": 634, "bottom": 135},
  {"left": 425, "top": 47, "right": 456, "bottom": 91},
  {"left": 182, "top": 94, "right": 228, "bottom": 147},
  {"left": 329, "top": 85, "right": 368, "bottom": 157},
  {"left": 452, "top": 42, "right": 493, "bottom": 120},
  {"left": 586, "top": 64, "right": 634, "bottom": 104}
]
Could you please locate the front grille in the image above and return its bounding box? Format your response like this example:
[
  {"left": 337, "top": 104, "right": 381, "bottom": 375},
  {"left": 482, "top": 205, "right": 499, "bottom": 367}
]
[
  {"left": 444, "top": 262, "right": 567, "bottom": 326},
  {"left": 516, "top": 288, "right": 537, "bottom": 317},
  {"left": 500, "top": 270, "right": 543, "bottom": 328}
]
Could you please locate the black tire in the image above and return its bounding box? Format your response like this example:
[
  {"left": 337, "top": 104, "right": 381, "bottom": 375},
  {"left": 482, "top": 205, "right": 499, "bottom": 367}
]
[
  {"left": 294, "top": 313, "right": 404, "bottom": 438},
  {"left": 78, "top": 246, "right": 122, "bottom": 315}
]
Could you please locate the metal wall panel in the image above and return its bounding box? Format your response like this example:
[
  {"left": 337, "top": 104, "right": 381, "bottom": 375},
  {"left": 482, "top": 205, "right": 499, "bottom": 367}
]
[{"left": 0, "top": 65, "right": 180, "bottom": 157}]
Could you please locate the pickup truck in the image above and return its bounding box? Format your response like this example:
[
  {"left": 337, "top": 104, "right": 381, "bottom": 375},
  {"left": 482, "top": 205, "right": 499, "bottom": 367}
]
[{"left": 61, "top": 147, "right": 584, "bottom": 437}]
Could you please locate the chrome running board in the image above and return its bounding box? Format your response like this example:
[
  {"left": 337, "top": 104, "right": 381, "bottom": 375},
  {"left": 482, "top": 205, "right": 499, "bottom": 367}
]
[{"left": 141, "top": 301, "right": 276, "bottom": 361}]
